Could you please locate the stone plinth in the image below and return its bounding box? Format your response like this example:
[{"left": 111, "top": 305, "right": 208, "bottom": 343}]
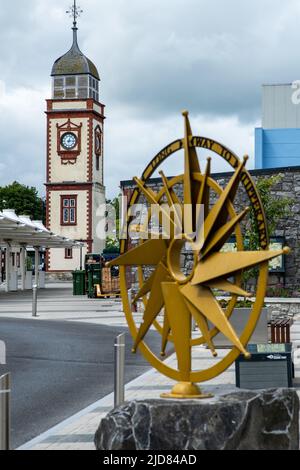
[{"left": 95, "top": 389, "right": 299, "bottom": 451}]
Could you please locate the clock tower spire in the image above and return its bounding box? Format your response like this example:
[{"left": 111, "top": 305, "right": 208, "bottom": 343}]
[
  {"left": 45, "top": 3, "right": 106, "bottom": 274},
  {"left": 66, "top": 0, "right": 83, "bottom": 51},
  {"left": 66, "top": 0, "right": 83, "bottom": 30}
]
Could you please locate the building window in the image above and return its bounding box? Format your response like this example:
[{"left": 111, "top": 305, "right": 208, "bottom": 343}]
[
  {"left": 53, "top": 74, "right": 99, "bottom": 101},
  {"left": 61, "top": 196, "right": 77, "bottom": 226},
  {"left": 65, "top": 248, "right": 73, "bottom": 259}
]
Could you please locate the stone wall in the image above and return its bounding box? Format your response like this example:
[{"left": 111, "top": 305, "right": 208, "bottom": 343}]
[
  {"left": 267, "top": 300, "right": 300, "bottom": 321},
  {"left": 45, "top": 272, "right": 73, "bottom": 282},
  {"left": 121, "top": 165, "right": 300, "bottom": 293}
]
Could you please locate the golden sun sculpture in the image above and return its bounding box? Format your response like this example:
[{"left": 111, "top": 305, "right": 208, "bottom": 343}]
[{"left": 109, "top": 111, "right": 290, "bottom": 399}]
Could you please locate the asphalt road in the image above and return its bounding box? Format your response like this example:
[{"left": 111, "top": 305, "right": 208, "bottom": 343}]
[{"left": 0, "top": 318, "right": 165, "bottom": 449}]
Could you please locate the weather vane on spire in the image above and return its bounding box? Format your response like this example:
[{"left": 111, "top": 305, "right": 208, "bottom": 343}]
[{"left": 66, "top": 0, "right": 83, "bottom": 29}]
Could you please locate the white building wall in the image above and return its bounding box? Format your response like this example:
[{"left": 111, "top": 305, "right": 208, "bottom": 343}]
[
  {"left": 52, "top": 101, "right": 88, "bottom": 111},
  {"left": 49, "top": 246, "right": 87, "bottom": 272},
  {"left": 262, "top": 84, "right": 300, "bottom": 129},
  {"left": 48, "top": 190, "right": 89, "bottom": 271},
  {"left": 49, "top": 118, "right": 90, "bottom": 183},
  {"left": 46, "top": 99, "right": 106, "bottom": 272},
  {"left": 48, "top": 190, "right": 88, "bottom": 238}
]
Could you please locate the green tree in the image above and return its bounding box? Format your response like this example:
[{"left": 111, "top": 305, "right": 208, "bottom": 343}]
[
  {"left": 104, "top": 236, "right": 120, "bottom": 253},
  {"left": 0, "top": 182, "right": 45, "bottom": 222},
  {"left": 246, "top": 175, "right": 293, "bottom": 249},
  {"left": 243, "top": 174, "right": 293, "bottom": 286}
]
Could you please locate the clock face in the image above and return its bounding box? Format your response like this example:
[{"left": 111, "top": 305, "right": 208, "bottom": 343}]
[{"left": 61, "top": 132, "right": 77, "bottom": 150}]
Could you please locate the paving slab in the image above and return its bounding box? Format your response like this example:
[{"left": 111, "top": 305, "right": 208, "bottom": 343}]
[{"left": 0, "top": 284, "right": 130, "bottom": 327}]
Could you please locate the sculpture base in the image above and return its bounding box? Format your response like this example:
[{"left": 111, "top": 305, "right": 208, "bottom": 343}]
[
  {"left": 160, "top": 382, "right": 213, "bottom": 399},
  {"left": 95, "top": 388, "right": 299, "bottom": 450}
]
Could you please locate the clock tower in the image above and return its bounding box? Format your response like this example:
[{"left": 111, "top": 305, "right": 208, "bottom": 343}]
[{"left": 46, "top": 2, "right": 106, "bottom": 273}]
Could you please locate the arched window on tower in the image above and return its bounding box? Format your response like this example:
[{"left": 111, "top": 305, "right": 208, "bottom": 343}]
[{"left": 95, "top": 125, "right": 102, "bottom": 172}]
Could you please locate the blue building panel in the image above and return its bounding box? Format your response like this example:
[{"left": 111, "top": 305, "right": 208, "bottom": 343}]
[
  {"left": 255, "top": 128, "right": 263, "bottom": 169},
  {"left": 255, "top": 128, "right": 300, "bottom": 169},
  {"left": 264, "top": 144, "right": 300, "bottom": 158},
  {"left": 263, "top": 129, "right": 300, "bottom": 144}
]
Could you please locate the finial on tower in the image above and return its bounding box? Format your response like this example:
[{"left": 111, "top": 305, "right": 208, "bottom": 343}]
[{"left": 66, "top": 0, "right": 83, "bottom": 30}]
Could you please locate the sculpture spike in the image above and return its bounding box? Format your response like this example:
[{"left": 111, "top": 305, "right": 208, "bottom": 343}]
[{"left": 182, "top": 110, "right": 201, "bottom": 234}]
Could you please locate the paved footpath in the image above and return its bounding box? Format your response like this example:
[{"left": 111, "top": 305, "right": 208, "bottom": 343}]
[
  {"left": 19, "top": 345, "right": 300, "bottom": 451},
  {"left": 0, "top": 284, "right": 298, "bottom": 451},
  {"left": 0, "top": 283, "right": 137, "bottom": 327},
  {"left": 19, "top": 347, "right": 240, "bottom": 451}
]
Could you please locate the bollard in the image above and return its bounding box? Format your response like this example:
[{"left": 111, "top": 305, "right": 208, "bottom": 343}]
[
  {"left": 0, "top": 374, "right": 10, "bottom": 451},
  {"left": 32, "top": 284, "right": 38, "bottom": 317},
  {"left": 114, "top": 333, "right": 125, "bottom": 408}
]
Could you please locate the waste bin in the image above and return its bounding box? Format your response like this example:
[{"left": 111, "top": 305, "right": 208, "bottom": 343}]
[
  {"left": 87, "top": 263, "right": 101, "bottom": 298},
  {"left": 73, "top": 270, "right": 86, "bottom": 296},
  {"left": 87, "top": 264, "right": 101, "bottom": 298}
]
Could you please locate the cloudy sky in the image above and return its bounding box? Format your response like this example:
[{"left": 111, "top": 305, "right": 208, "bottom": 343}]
[{"left": 0, "top": 0, "right": 300, "bottom": 198}]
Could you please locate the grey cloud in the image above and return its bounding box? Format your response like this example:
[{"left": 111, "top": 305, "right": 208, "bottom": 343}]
[
  {"left": 2, "top": 0, "right": 300, "bottom": 118},
  {"left": 0, "top": 0, "right": 300, "bottom": 197},
  {"left": 87, "top": 0, "right": 300, "bottom": 120}
]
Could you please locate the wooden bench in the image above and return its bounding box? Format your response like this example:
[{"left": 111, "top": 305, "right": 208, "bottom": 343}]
[{"left": 269, "top": 319, "right": 293, "bottom": 344}]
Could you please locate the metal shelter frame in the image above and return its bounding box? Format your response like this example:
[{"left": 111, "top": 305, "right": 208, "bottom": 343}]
[{"left": 0, "top": 209, "right": 83, "bottom": 292}]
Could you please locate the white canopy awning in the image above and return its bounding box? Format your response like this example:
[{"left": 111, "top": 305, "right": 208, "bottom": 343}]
[{"left": 0, "top": 210, "right": 83, "bottom": 249}]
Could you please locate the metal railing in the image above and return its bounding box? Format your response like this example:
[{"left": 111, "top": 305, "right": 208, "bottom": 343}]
[
  {"left": 114, "top": 333, "right": 125, "bottom": 408},
  {"left": 0, "top": 374, "right": 10, "bottom": 451}
]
